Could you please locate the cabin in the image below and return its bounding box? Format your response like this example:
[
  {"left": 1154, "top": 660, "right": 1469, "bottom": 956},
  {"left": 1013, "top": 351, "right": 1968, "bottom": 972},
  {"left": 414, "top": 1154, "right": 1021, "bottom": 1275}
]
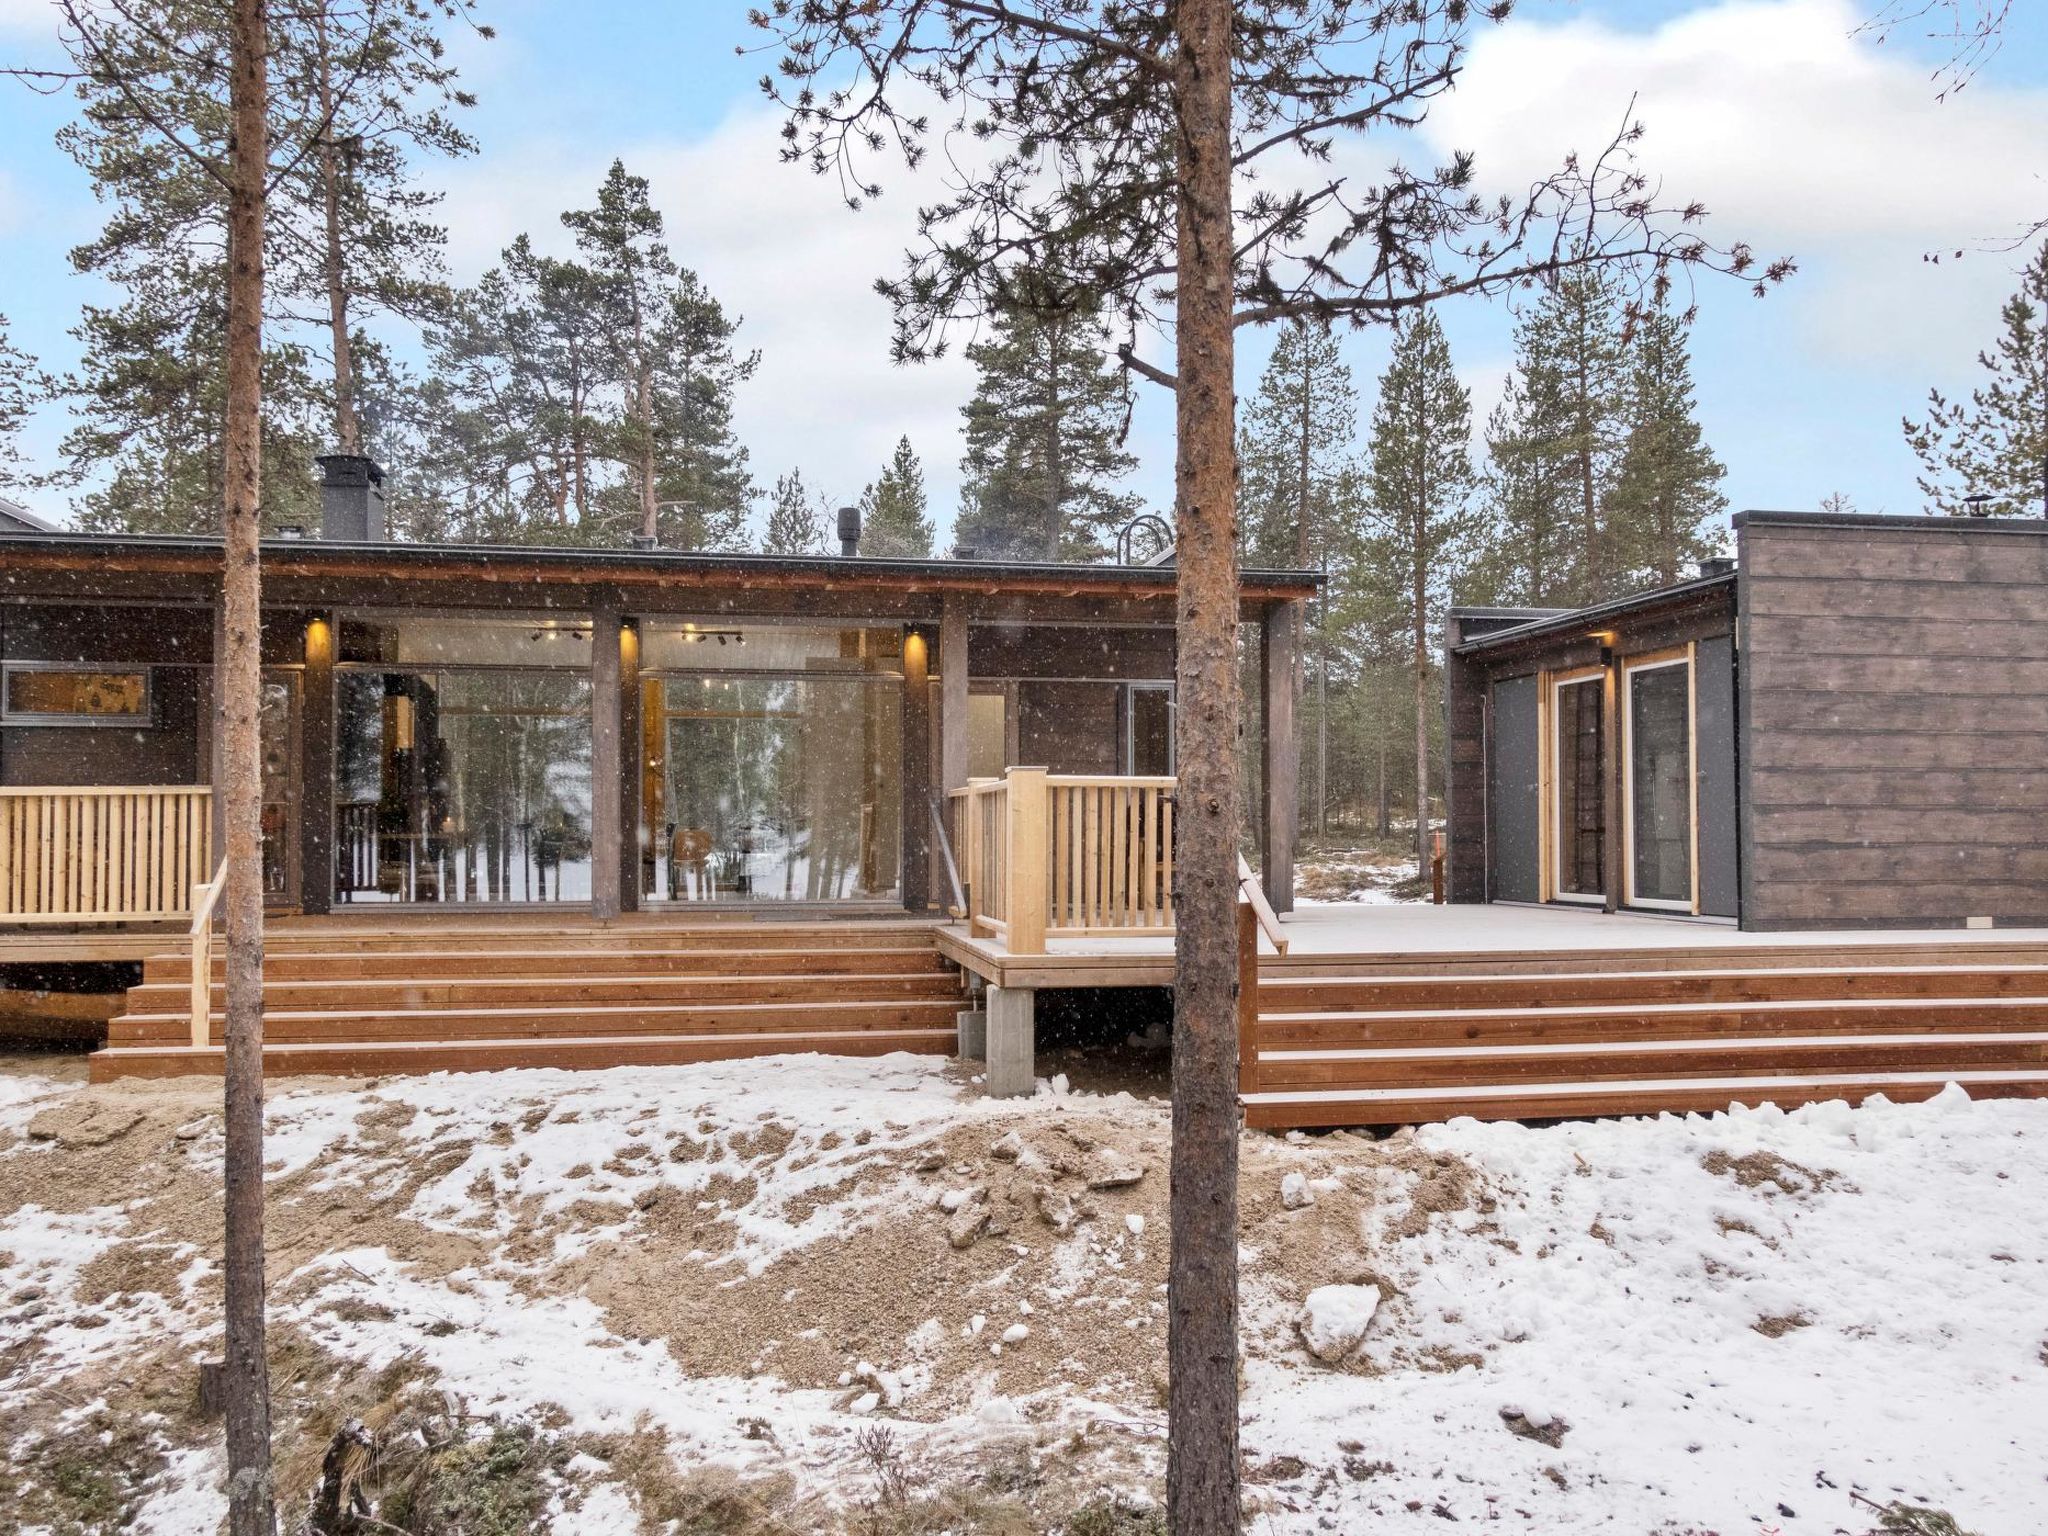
[
  {"left": 1445, "top": 508, "right": 2048, "bottom": 932},
  {"left": 0, "top": 455, "right": 1317, "bottom": 1086}
]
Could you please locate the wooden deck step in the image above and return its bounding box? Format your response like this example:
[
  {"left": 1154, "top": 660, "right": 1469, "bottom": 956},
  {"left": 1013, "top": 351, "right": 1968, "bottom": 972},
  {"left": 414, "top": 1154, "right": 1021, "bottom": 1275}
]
[
  {"left": 239, "top": 921, "right": 938, "bottom": 956},
  {"left": 124, "top": 971, "right": 960, "bottom": 1013},
  {"left": 1241, "top": 1070, "right": 2048, "bottom": 1129},
  {"left": 88, "top": 1026, "right": 957, "bottom": 1082},
  {"left": 1258, "top": 964, "right": 2048, "bottom": 1011},
  {"left": 1253, "top": 1032, "right": 2048, "bottom": 1090},
  {"left": 142, "top": 947, "right": 953, "bottom": 984},
  {"left": 110, "top": 996, "right": 965, "bottom": 1046},
  {"left": 1257, "top": 995, "right": 2048, "bottom": 1047}
]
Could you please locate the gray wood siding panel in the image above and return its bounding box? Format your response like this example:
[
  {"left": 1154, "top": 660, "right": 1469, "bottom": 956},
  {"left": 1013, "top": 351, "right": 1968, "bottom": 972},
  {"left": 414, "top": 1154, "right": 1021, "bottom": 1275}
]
[
  {"left": 1695, "top": 635, "right": 1738, "bottom": 918},
  {"left": 1488, "top": 674, "right": 1541, "bottom": 904},
  {"left": 1740, "top": 518, "right": 2048, "bottom": 927}
]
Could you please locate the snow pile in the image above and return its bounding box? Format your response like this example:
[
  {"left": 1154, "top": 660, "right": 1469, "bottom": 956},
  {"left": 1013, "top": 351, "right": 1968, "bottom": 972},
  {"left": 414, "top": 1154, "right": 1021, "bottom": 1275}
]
[{"left": 2, "top": 1052, "right": 2044, "bottom": 1533}]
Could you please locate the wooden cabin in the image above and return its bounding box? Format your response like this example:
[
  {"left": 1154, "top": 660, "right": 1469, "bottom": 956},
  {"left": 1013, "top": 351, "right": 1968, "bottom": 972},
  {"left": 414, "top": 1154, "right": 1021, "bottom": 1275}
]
[{"left": 1446, "top": 508, "right": 2048, "bottom": 931}]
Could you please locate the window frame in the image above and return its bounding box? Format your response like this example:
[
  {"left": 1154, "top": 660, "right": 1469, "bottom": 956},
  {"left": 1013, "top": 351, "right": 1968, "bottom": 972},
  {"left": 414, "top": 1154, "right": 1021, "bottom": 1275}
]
[
  {"left": 0, "top": 661, "right": 155, "bottom": 728},
  {"left": 1620, "top": 646, "right": 1700, "bottom": 914},
  {"left": 1542, "top": 665, "right": 1609, "bottom": 906}
]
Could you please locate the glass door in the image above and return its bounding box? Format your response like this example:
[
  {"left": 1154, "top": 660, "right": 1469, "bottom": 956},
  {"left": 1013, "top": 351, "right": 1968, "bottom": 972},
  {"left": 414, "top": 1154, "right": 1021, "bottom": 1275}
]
[
  {"left": 1126, "top": 683, "right": 1174, "bottom": 775},
  {"left": 1549, "top": 672, "right": 1605, "bottom": 904},
  {"left": 1624, "top": 654, "right": 1695, "bottom": 911},
  {"left": 259, "top": 672, "right": 300, "bottom": 907}
]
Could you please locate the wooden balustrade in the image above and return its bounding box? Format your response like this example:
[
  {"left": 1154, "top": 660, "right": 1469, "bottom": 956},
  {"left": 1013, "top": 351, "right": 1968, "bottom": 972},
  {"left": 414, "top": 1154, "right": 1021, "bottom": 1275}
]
[
  {"left": 948, "top": 769, "right": 1180, "bottom": 954},
  {"left": 188, "top": 858, "right": 227, "bottom": 1047},
  {"left": 0, "top": 786, "right": 214, "bottom": 923}
]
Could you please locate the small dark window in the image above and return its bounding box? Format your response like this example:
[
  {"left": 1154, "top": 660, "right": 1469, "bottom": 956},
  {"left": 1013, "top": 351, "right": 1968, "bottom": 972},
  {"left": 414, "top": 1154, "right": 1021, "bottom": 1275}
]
[{"left": 1, "top": 664, "right": 153, "bottom": 726}]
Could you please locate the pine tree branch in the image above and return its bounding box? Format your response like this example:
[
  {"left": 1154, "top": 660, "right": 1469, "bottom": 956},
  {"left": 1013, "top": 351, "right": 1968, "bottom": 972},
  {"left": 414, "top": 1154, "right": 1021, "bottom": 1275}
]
[
  {"left": 929, "top": 1, "right": 1171, "bottom": 79},
  {"left": 1115, "top": 342, "right": 1178, "bottom": 392}
]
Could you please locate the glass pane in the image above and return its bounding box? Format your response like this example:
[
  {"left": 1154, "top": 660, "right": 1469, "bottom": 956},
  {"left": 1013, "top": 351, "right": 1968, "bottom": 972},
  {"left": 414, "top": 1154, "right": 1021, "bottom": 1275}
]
[
  {"left": 639, "top": 623, "right": 902, "bottom": 674},
  {"left": 341, "top": 614, "right": 591, "bottom": 668},
  {"left": 4, "top": 667, "right": 150, "bottom": 720},
  {"left": 642, "top": 676, "right": 900, "bottom": 902},
  {"left": 966, "top": 693, "right": 1007, "bottom": 780},
  {"left": 1130, "top": 687, "right": 1173, "bottom": 775},
  {"left": 1630, "top": 664, "right": 1692, "bottom": 905},
  {"left": 334, "top": 669, "right": 592, "bottom": 904},
  {"left": 1554, "top": 678, "right": 1605, "bottom": 898},
  {"left": 259, "top": 679, "right": 295, "bottom": 901}
]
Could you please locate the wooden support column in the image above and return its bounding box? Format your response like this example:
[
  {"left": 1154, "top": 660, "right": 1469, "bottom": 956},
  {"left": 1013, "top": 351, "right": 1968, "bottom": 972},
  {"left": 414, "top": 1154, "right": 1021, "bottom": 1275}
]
[
  {"left": 940, "top": 597, "right": 970, "bottom": 792},
  {"left": 298, "top": 615, "right": 335, "bottom": 914},
  {"left": 209, "top": 598, "right": 227, "bottom": 856},
  {"left": 618, "top": 618, "right": 641, "bottom": 914},
  {"left": 1005, "top": 765, "right": 1049, "bottom": 954},
  {"left": 590, "top": 602, "right": 622, "bottom": 920},
  {"left": 1601, "top": 655, "right": 1623, "bottom": 915},
  {"left": 1261, "top": 600, "right": 1298, "bottom": 915},
  {"left": 901, "top": 625, "right": 934, "bottom": 912}
]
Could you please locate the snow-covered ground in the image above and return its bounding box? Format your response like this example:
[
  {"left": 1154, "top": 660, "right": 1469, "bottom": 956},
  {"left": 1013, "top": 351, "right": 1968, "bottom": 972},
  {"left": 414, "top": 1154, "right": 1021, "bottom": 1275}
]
[{"left": 1, "top": 1051, "right": 2042, "bottom": 1533}]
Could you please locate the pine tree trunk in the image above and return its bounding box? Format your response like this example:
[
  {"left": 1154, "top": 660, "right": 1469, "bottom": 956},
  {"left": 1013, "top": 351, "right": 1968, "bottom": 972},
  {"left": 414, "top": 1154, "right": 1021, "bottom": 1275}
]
[
  {"left": 312, "top": 5, "right": 359, "bottom": 454},
  {"left": 1167, "top": 2, "right": 1240, "bottom": 1533},
  {"left": 1377, "top": 733, "right": 1390, "bottom": 837},
  {"left": 223, "top": 0, "right": 275, "bottom": 1529},
  {"left": 1413, "top": 500, "right": 1430, "bottom": 872}
]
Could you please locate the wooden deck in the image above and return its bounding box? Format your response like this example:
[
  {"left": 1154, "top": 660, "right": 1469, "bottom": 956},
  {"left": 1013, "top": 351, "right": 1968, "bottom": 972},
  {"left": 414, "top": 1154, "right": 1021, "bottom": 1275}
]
[
  {"left": 947, "top": 904, "right": 2048, "bottom": 1127},
  {"left": 88, "top": 913, "right": 962, "bottom": 1081},
  {"left": 51, "top": 902, "right": 2048, "bottom": 1123}
]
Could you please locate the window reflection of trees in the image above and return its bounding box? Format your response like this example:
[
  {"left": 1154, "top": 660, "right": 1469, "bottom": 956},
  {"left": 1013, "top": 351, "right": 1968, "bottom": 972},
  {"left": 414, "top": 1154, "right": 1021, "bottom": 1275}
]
[{"left": 335, "top": 669, "right": 592, "bottom": 904}]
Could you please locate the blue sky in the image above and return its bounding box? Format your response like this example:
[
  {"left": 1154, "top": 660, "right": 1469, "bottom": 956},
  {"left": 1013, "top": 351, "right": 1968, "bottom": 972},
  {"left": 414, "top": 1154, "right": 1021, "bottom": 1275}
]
[{"left": 3, "top": 0, "right": 2046, "bottom": 541}]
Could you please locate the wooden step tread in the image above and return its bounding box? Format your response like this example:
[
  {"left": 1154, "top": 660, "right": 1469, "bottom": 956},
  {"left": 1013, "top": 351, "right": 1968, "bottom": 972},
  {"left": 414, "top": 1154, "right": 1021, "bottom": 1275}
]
[
  {"left": 1260, "top": 1030, "right": 2048, "bottom": 1063},
  {"left": 1261, "top": 993, "right": 2048, "bottom": 1025},
  {"left": 88, "top": 1026, "right": 957, "bottom": 1081},
  {"left": 128, "top": 971, "right": 960, "bottom": 1004},
  {"left": 116, "top": 995, "right": 962, "bottom": 1027},
  {"left": 1239, "top": 1070, "right": 2048, "bottom": 1128}
]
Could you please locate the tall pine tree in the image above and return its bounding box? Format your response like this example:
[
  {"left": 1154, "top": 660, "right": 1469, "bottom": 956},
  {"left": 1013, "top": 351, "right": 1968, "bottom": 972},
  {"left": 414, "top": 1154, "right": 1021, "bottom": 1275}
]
[
  {"left": 955, "top": 288, "right": 1138, "bottom": 561},
  {"left": 1483, "top": 264, "right": 1630, "bottom": 605},
  {"left": 1361, "top": 310, "right": 1476, "bottom": 865},
  {"left": 0, "top": 315, "right": 47, "bottom": 493},
  {"left": 1608, "top": 299, "right": 1726, "bottom": 586},
  {"left": 1905, "top": 239, "right": 2048, "bottom": 517},
  {"left": 764, "top": 467, "right": 827, "bottom": 553},
  {"left": 859, "top": 436, "right": 935, "bottom": 557},
  {"left": 1238, "top": 320, "right": 1357, "bottom": 830}
]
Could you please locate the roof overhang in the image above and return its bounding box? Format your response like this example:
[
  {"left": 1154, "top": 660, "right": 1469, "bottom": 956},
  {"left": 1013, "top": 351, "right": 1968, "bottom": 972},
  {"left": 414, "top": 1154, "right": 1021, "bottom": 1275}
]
[{"left": 1452, "top": 573, "right": 1736, "bottom": 657}]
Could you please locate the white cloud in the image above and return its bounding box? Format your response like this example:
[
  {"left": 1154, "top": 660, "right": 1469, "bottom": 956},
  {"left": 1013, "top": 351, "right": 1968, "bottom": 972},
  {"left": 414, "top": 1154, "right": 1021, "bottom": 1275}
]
[
  {"left": 0, "top": 0, "right": 58, "bottom": 36},
  {"left": 435, "top": 104, "right": 981, "bottom": 540},
  {"left": 1418, "top": 0, "right": 2048, "bottom": 369}
]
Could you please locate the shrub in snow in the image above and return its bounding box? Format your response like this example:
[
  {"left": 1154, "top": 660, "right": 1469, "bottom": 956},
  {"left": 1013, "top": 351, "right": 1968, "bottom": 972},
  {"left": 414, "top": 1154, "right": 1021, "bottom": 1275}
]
[{"left": 1297, "top": 1283, "right": 1382, "bottom": 1364}]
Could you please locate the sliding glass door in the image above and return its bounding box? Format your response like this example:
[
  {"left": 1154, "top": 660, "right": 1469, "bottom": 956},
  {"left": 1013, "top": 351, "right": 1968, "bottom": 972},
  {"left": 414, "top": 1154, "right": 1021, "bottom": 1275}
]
[
  {"left": 1549, "top": 672, "right": 1606, "bottom": 903},
  {"left": 1624, "top": 655, "right": 1694, "bottom": 910}
]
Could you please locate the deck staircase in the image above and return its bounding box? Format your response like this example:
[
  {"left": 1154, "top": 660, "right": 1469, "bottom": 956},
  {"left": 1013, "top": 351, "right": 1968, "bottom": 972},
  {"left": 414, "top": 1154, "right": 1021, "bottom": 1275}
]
[
  {"left": 90, "top": 918, "right": 961, "bottom": 1081},
  {"left": 1240, "top": 941, "right": 2048, "bottom": 1129}
]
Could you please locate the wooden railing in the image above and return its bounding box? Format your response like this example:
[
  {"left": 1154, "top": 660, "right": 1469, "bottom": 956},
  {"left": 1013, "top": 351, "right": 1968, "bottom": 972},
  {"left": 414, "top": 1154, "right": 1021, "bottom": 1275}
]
[
  {"left": 949, "top": 769, "right": 1178, "bottom": 954},
  {"left": 188, "top": 858, "right": 227, "bottom": 1047},
  {"left": 0, "top": 786, "right": 214, "bottom": 924},
  {"left": 947, "top": 768, "right": 1290, "bottom": 958}
]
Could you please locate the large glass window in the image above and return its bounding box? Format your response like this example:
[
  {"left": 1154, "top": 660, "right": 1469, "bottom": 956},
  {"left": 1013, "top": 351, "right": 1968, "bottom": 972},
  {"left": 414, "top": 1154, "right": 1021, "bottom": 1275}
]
[
  {"left": 335, "top": 668, "right": 593, "bottom": 904},
  {"left": 1551, "top": 674, "right": 1605, "bottom": 902},
  {"left": 639, "top": 625, "right": 903, "bottom": 903},
  {"left": 1627, "top": 658, "right": 1693, "bottom": 909}
]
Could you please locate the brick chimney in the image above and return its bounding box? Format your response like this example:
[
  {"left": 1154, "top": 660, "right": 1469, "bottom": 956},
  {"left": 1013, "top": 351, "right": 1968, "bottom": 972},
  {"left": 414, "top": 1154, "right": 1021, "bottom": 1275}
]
[{"left": 317, "top": 453, "right": 386, "bottom": 541}]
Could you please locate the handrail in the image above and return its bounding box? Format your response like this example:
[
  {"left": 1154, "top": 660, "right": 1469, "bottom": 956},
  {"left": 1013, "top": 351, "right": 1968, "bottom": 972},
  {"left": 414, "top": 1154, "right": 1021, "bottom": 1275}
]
[
  {"left": 188, "top": 858, "right": 227, "bottom": 1049},
  {"left": 928, "top": 794, "right": 968, "bottom": 918},
  {"left": 1236, "top": 853, "right": 1289, "bottom": 955}
]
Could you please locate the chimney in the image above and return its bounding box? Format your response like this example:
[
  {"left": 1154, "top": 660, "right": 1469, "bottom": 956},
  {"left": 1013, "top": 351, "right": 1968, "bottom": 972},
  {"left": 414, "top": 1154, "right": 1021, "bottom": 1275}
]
[
  {"left": 1698, "top": 555, "right": 1735, "bottom": 579},
  {"left": 317, "top": 453, "right": 386, "bottom": 542},
  {"left": 837, "top": 504, "right": 861, "bottom": 558}
]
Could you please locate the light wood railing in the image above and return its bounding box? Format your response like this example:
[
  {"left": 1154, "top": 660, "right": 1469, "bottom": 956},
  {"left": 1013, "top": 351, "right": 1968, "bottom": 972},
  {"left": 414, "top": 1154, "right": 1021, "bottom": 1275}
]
[
  {"left": 188, "top": 858, "right": 228, "bottom": 1047},
  {"left": 949, "top": 769, "right": 1180, "bottom": 954},
  {"left": 0, "top": 786, "right": 214, "bottom": 924}
]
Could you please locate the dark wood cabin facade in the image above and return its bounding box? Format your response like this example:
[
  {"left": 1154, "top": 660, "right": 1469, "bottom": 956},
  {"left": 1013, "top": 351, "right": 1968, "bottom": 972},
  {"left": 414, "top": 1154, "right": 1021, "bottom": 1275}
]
[
  {"left": 1, "top": 520, "right": 1316, "bottom": 935},
  {"left": 1447, "top": 509, "right": 2048, "bottom": 931}
]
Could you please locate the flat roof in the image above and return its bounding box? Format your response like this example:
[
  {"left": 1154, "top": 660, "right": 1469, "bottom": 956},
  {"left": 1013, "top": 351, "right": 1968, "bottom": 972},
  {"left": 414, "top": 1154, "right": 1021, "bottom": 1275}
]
[
  {"left": 1452, "top": 571, "right": 1735, "bottom": 655},
  {"left": 0, "top": 529, "right": 1320, "bottom": 601},
  {"left": 1736, "top": 507, "right": 2048, "bottom": 536}
]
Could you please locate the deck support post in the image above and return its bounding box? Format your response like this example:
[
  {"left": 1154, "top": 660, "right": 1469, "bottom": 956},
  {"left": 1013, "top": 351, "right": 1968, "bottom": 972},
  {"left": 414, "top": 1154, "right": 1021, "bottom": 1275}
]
[
  {"left": 940, "top": 597, "right": 970, "bottom": 793},
  {"left": 617, "top": 617, "right": 641, "bottom": 914},
  {"left": 299, "top": 614, "right": 335, "bottom": 914},
  {"left": 956, "top": 1005, "right": 987, "bottom": 1060},
  {"left": 902, "top": 625, "right": 934, "bottom": 913},
  {"left": 985, "top": 985, "right": 1035, "bottom": 1097},
  {"left": 590, "top": 602, "right": 622, "bottom": 921},
  {"left": 1262, "top": 600, "right": 1298, "bottom": 915}
]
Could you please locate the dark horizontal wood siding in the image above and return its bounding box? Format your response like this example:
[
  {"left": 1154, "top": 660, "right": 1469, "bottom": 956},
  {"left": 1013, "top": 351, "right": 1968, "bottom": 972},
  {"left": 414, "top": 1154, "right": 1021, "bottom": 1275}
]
[{"left": 1739, "top": 516, "right": 2048, "bottom": 929}]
